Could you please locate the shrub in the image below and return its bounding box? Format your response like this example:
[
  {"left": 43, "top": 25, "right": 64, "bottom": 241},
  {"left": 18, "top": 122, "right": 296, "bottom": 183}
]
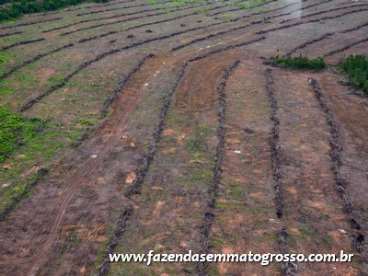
[
  {"left": 339, "top": 55, "right": 368, "bottom": 95},
  {"left": 272, "top": 55, "right": 326, "bottom": 71}
]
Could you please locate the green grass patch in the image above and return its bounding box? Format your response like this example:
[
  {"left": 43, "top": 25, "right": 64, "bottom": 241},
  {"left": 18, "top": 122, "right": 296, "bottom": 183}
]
[
  {"left": 272, "top": 55, "right": 326, "bottom": 71},
  {"left": 0, "top": 107, "right": 45, "bottom": 163},
  {"left": 0, "top": 51, "right": 11, "bottom": 73},
  {"left": 0, "top": 80, "right": 14, "bottom": 96},
  {"left": 0, "top": 0, "right": 109, "bottom": 22},
  {"left": 237, "top": 0, "right": 267, "bottom": 10},
  {"left": 339, "top": 55, "right": 368, "bottom": 95}
]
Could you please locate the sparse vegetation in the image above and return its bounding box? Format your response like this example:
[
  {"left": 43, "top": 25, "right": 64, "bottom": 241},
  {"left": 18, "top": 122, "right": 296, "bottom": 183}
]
[
  {"left": 272, "top": 55, "right": 326, "bottom": 71},
  {"left": 237, "top": 0, "right": 267, "bottom": 10},
  {"left": 340, "top": 55, "right": 368, "bottom": 95},
  {"left": 0, "top": 107, "right": 44, "bottom": 163}
]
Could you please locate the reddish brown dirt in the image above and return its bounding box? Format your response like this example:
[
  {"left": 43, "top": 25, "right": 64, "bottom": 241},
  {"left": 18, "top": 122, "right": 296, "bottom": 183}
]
[
  {"left": 0, "top": 54, "right": 186, "bottom": 276},
  {"left": 1, "top": 0, "right": 368, "bottom": 275}
]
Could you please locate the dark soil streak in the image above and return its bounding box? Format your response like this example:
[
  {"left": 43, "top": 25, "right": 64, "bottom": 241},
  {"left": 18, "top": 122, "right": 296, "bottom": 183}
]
[
  {"left": 323, "top": 37, "right": 368, "bottom": 57},
  {"left": 0, "top": 17, "right": 62, "bottom": 30},
  {"left": 265, "top": 68, "right": 296, "bottom": 276},
  {"left": 171, "top": 20, "right": 263, "bottom": 51},
  {"left": 340, "top": 21, "right": 368, "bottom": 33},
  {"left": 189, "top": 36, "right": 266, "bottom": 62},
  {"left": 0, "top": 43, "right": 74, "bottom": 81},
  {"left": 0, "top": 31, "right": 22, "bottom": 38},
  {"left": 0, "top": 168, "right": 48, "bottom": 221},
  {"left": 0, "top": 38, "right": 45, "bottom": 51},
  {"left": 100, "top": 53, "right": 155, "bottom": 117},
  {"left": 60, "top": 1, "right": 227, "bottom": 36},
  {"left": 76, "top": 1, "right": 164, "bottom": 16},
  {"left": 195, "top": 60, "right": 240, "bottom": 275},
  {"left": 97, "top": 62, "right": 188, "bottom": 276},
  {"left": 78, "top": 30, "right": 118, "bottom": 43},
  {"left": 208, "top": 0, "right": 278, "bottom": 16},
  {"left": 48, "top": 0, "right": 187, "bottom": 33},
  {"left": 18, "top": 32, "right": 262, "bottom": 113},
  {"left": 308, "top": 79, "right": 365, "bottom": 254},
  {"left": 280, "top": 3, "right": 368, "bottom": 24},
  {"left": 257, "top": 8, "right": 368, "bottom": 35},
  {"left": 285, "top": 32, "right": 334, "bottom": 56}
]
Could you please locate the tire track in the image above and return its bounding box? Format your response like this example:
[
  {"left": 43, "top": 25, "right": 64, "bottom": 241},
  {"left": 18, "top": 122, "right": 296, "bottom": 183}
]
[
  {"left": 195, "top": 60, "right": 240, "bottom": 275},
  {"left": 308, "top": 79, "right": 366, "bottom": 255},
  {"left": 97, "top": 62, "right": 188, "bottom": 276},
  {"left": 265, "top": 68, "right": 296, "bottom": 275}
]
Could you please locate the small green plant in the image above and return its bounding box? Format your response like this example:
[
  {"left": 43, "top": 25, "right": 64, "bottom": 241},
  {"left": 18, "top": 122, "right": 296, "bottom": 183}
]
[
  {"left": 339, "top": 55, "right": 368, "bottom": 95},
  {"left": 0, "top": 107, "right": 44, "bottom": 162},
  {"left": 185, "top": 125, "right": 210, "bottom": 154},
  {"left": 272, "top": 55, "right": 326, "bottom": 71}
]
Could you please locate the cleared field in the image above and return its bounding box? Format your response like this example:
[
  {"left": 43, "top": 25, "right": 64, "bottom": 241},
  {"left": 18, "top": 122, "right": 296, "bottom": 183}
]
[{"left": 0, "top": 0, "right": 368, "bottom": 275}]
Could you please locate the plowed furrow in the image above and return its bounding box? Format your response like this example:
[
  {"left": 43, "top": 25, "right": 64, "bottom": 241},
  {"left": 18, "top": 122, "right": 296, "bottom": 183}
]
[
  {"left": 0, "top": 43, "right": 74, "bottom": 81},
  {"left": 0, "top": 31, "right": 22, "bottom": 38},
  {"left": 285, "top": 33, "right": 334, "bottom": 57},
  {"left": 43, "top": 0, "right": 198, "bottom": 33},
  {"left": 17, "top": 32, "right": 262, "bottom": 113},
  {"left": 280, "top": 3, "right": 368, "bottom": 24},
  {"left": 0, "top": 44, "right": 74, "bottom": 80},
  {"left": 189, "top": 36, "right": 266, "bottom": 62},
  {"left": 0, "top": 17, "right": 62, "bottom": 31},
  {"left": 195, "top": 60, "right": 240, "bottom": 275},
  {"left": 171, "top": 20, "right": 262, "bottom": 51},
  {"left": 100, "top": 53, "right": 155, "bottom": 116},
  {"left": 98, "top": 61, "right": 188, "bottom": 275},
  {"left": 0, "top": 38, "right": 45, "bottom": 51},
  {"left": 340, "top": 20, "right": 368, "bottom": 33},
  {"left": 264, "top": 68, "right": 296, "bottom": 275},
  {"left": 323, "top": 37, "right": 368, "bottom": 57},
  {"left": 257, "top": 8, "right": 368, "bottom": 35},
  {"left": 60, "top": 1, "right": 228, "bottom": 36},
  {"left": 272, "top": 69, "right": 356, "bottom": 275},
  {"left": 0, "top": 54, "right": 162, "bottom": 276},
  {"left": 208, "top": 0, "right": 278, "bottom": 16},
  {"left": 309, "top": 79, "right": 366, "bottom": 257}
]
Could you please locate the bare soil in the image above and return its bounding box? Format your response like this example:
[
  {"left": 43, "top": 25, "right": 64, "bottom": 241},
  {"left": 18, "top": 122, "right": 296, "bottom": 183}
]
[{"left": 0, "top": 0, "right": 368, "bottom": 275}]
